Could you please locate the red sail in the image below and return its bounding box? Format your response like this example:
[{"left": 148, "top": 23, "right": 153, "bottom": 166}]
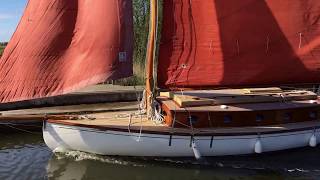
[
  {"left": 158, "top": 0, "right": 320, "bottom": 89},
  {"left": 0, "top": 0, "right": 133, "bottom": 102}
]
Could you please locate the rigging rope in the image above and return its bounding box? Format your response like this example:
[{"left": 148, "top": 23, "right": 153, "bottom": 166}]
[{"left": 2, "top": 123, "right": 42, "bottom": 135}]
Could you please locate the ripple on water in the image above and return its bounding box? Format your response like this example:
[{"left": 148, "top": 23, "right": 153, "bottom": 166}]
[
  {"left": 0, "top": 133, "right": 51, "bottom": 180},
  {"left": 48, "top": 147, "right": 320, "bottom": 180}
]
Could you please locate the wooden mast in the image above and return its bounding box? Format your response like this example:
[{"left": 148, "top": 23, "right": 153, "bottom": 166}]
[{"left": 145, "top": 0, "right": 158, "bottom": 118}]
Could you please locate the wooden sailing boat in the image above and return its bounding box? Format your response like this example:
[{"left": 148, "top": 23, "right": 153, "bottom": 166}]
[{"left": 2, "top": 0, "right": 320, "bottom": 157}]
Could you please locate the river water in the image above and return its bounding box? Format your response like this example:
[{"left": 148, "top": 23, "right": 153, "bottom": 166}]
[{"left": 1, "top": 132, "right": 319, "bottom": 180}]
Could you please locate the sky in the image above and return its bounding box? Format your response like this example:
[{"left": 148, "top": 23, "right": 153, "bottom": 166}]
[{"left": 0, "top": 0, "right": 27, "bottom": 42}]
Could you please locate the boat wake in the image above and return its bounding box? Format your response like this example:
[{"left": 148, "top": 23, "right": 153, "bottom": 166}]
[
  {"left": 53, "top": 150, "right": 146, "bottom": 167},
  {"left": 49, "top": 146, "right": 320, "bottom": 179}
]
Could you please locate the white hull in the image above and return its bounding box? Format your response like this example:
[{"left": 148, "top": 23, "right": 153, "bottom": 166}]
[{"left": 43, "top": 121, "right": 320, "bottom": 157}]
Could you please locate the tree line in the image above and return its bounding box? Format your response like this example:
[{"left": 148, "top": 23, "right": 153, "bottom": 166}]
[
  {"left": 0, "top": 42, "right": 8, "bottom": 47},
  {"left": 0, "top": 42, "right": 6, "bottom": 57}
]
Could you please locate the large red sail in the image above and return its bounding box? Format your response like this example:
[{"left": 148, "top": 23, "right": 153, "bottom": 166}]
[
  {"left": 0, "top": 0, "right": 133, "bottom": 102},
  {"left": 158, "top": 0, "right": 320, "bottom": 89}
]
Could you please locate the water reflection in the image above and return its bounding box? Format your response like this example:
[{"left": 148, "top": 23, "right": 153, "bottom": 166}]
[
  {"left": 46, "top": 148, "right": 320, "bottom": 180},
  {"left": 47, "top": 152, "right": 282, "bottom": 180}
]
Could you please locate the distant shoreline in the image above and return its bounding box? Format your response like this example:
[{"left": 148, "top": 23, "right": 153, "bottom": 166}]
[
  {"left": 0, "top": 46, "right": 5, "bottom": 57},
  {"left": 0, "top": 42, "right": 7, "bottom": 57}
]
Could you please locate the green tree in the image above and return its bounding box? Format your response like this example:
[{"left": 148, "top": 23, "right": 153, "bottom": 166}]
[
  {"left": 118, "top": 0, "right": 162, "bottom": 86},
  {"left": 117, "top": 0, "right": 152, "bottom": 85},
  {"left": 133, "top": 0, "right": 149, "bottom": 66}
]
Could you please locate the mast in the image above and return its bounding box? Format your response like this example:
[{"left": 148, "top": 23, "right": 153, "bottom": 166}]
[{"left": 145, "top": 0, "right": 158, "bottom": 118}]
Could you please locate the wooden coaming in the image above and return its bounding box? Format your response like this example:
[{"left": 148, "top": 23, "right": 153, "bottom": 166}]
[
  {"left": 43, "top": 98, "right": 320, "bottom": 136},
  {"left": 160, "top": 98, "right": 320, "bottom": 128},
  {"left": 160, "top": 89, "right": 317, "bottom": 107}
]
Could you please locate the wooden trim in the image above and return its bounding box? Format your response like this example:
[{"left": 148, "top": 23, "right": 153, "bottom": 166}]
[
  {"left": 160, "top": 98, "right": 320, "bottom": 128},
  {"left": 0, "top": 114, "right": 76, "bottom": 122},
  {"left": 162, "top": 84, "right": 320, "bottom": 91},
  {"left": 46, "top": 119, "right": 320, "bottom": 137}
]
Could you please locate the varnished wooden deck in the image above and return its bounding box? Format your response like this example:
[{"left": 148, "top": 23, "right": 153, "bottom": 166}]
[
  {"left": 47, "top": 107, "right": 320, "bottom": 136},
  {"left": 1, "top": 100, "right": 319, "bottom": 136}
]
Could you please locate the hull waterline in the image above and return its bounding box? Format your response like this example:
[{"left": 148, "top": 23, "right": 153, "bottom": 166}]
[{"left": 43, "top": 121, "right": 320, "bottom": 157}]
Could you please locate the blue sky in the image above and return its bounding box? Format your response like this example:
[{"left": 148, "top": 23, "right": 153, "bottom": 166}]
[{"left": 0, "top": 0, "right": 27, "bottom": 42}]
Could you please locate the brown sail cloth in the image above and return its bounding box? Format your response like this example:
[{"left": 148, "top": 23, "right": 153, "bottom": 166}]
[
  {"left": 158, "top": 0, "right": 320, "bottom": 89},
  {"left": 0, "top": 0, "right": 133, "bottom": 102}
]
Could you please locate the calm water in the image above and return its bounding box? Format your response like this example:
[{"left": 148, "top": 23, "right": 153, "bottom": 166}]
[{"left": 1, "top": 132, "right": 320, "bottom": 180}]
